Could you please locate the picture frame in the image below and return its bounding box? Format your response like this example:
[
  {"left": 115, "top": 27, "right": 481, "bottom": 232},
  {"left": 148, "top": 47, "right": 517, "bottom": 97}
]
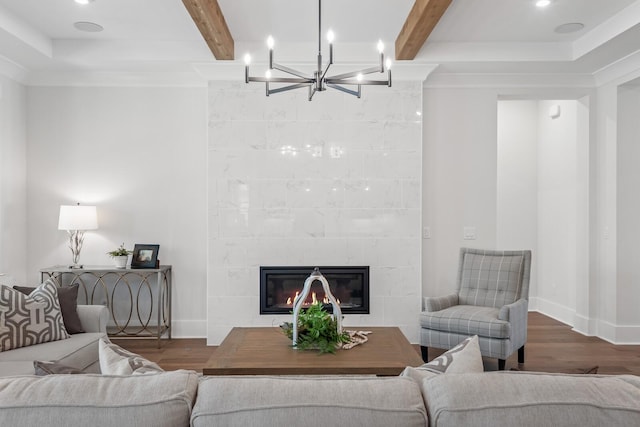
[{"left": 131, "top": 244, "right": 160, "bottom": 269}]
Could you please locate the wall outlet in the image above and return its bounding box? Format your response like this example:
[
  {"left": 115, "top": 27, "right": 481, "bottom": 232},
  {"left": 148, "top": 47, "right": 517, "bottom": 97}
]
[{"left": 463, "top": 226, "right": 476, "bottom": 240}]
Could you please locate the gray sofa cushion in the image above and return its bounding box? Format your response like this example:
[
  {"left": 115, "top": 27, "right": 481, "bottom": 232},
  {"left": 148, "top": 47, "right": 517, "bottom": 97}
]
[
  {"left": 192, "top": 375, "right": 428, "bottom": 427},
  {"left": 422, "top": 371, "right": 640, "bottom": 426},
  {"left": 0, "top": 361, "right": 34, "bottom": 377},
  {"left": 0, "top": 370, "right": 199, "bottom": 427},
  {"left": 420, "top": 305, "right": 509, "bottom": 338}
]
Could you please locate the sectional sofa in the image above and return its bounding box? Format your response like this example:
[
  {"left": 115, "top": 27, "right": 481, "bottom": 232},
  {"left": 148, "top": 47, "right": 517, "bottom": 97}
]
[
  {"left": 1, "top": 366, "right": 639, "bottom": 426},
  {"left": 1, "top": 303, "right": 639, "bottom": 426}
]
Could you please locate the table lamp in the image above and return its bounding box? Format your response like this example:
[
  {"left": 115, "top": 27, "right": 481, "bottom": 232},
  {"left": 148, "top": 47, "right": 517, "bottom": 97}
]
[{"left": 58, "top": 203, "right": 98, "bottom": 268}]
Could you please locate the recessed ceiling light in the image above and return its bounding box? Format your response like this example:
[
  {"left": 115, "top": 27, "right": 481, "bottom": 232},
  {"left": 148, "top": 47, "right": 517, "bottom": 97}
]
[
  {"left": 554, "top": 22, "right": 585, "bottom": 34},
  {"left": 535, "top": 0, "right": 551, "bottom": 7},
  {"left": 75, "top": 0, "right": 95, "bottom": 5},
  {"left": 73, "top": 21, "right": 103, "bottom": 32}
]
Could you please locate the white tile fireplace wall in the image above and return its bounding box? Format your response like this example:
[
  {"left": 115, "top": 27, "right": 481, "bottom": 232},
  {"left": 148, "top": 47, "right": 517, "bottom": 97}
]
[{"left": 207, "top": 81, "right": 422, "bottom": 345}]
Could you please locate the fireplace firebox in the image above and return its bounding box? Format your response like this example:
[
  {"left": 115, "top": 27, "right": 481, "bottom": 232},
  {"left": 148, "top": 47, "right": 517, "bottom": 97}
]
[{"left": 260, "top": 266, "right": 369, "bottom": 315}]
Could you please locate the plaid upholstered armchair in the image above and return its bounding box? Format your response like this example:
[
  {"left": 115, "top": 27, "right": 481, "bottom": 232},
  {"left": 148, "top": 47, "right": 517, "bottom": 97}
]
[{"left": 420, "top": 248, "right": 532, "bottom": 370}]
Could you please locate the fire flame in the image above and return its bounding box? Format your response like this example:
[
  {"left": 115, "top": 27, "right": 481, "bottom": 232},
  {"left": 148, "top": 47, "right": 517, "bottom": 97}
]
[{"left": 285, "top": 292, "right": 341, "bottom": 306}]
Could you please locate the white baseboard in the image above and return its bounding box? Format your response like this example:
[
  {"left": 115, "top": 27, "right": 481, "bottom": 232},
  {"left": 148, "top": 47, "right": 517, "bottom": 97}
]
[
  {"left": 572, "top": 313, "right": 596, "bottom": 337},
  {"left": 170, "top": 320, "right": 207, "bottom": 338},
  {"left": 528, "top": 297, "right": 575, "bottom": 327},
  {"left": 531, "top": 297, "right": 640, "bottom": 345},
  {"left": 596, "top": 320, "right": 640, "bottom": 345}
]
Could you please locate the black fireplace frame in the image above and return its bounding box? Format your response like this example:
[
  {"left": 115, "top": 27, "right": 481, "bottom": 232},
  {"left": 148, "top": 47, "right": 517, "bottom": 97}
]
[{"left": 259, "top": 266, "right": 370, "bottom": 315}]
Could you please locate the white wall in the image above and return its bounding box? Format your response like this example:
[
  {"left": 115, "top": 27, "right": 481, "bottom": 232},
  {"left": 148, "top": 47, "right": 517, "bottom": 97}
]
[
  {"left": 496, "top": 100, "right": 538, "bottom": 295},
  {"left": 616, "top": 82, "right": 640, "bottom": 329},
  {"left": 423, "top": 85, "right": 594, "bottom": 326},
  {"left": 25, "top": 86, "right": 208, "bottom": 337},
  {"left": 536, "top": 100, "right": 581, "bottom": 319},
  {"left": 207, "top": 81, "right": 423, "bottom": 344},
  {"left": 497, "top": 99, "right": 590, "bottom": 326},
  {"left": 0, "top": 76, "right": 27, "bottom": 285},
  {"left": 422, "top": 88, "right": 498, "bottom": 297},
  {"left": 595, "top": 67, "right": 640, "bottom": 343}
]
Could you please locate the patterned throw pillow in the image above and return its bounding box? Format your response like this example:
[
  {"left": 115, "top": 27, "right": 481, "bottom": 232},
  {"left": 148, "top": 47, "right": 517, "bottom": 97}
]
[
  {"left": 0, "top": 280, "right": 70, "bottom": 352},
  {"left": 14, "top": 284, "right": 84, "bottom": 334},
  {"left": 99, "top": 338, "right": 164, "bottom": 375},
  {"left": 401, "top": 335, "right": 483, "bottom": 381}
]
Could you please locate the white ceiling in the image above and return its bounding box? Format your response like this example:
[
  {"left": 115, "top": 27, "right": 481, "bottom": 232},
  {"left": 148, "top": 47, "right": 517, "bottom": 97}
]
[{"left": 0, "top": 0, "right": 639, "bottom": 82}]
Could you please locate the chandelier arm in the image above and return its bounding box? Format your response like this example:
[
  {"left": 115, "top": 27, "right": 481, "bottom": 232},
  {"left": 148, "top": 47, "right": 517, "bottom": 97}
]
[
  {"left": 327, "top": 65, "right": 385, "bottom": 81},
  {"left": 326, "top": 83, "right": 361, "bottom": 98},
  {"left": 272, "top": 62, "right": 312, "bottom": 80},
  {"left": 320, "top": 62, "right": 332, "bottom": 82},
  {"left": 309, "top": 85, "right": 317, "bottom": 101},
  {"left": 327, "top": 78, "right": 390, "bottom": 86},
  {"left": 249, "top": 76, "right": 313, "bottom": 84},
  {"left": 268, "top": 83, "right": 313, "bottom": 96}
]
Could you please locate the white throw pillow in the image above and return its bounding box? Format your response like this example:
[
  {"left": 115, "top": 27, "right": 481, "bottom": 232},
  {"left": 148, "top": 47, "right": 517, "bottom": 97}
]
[
  {"left": 0, "top": 280, "right": 69, "bottom": 352},
  {"left": 401, "top": 335, "right": 483, "bottom": 381},
  {"left": 99, "top": 338, "right": 164, "bottom": 375}
]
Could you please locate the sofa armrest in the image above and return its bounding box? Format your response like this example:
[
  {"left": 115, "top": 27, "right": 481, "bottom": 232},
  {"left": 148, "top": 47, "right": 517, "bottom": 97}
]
[
  {"left": 498, "top": 298, "right": 528, "bottom": 346},
  {"left": 423, "top": 293, "right": 458, "bottom": 312},
  {"left": 498, "top": 298, "right": 528, "bottom": 322},
  {"left": 77, "top": 305, "right": 109, "bottom": 333}
]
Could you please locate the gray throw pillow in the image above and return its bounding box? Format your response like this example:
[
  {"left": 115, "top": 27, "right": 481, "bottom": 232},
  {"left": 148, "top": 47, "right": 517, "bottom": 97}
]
[
  {"left": 34, "top": 360, "right": 84, "bottom": 376},
  {"left": 99, "top": 338, "right": 164, "bottom": 375},
  {"left": 401, "top": 335, "right": 483, "bottom": 382},
  {"left": 14, "top": 283, "right": 84, "bottom": 334}
]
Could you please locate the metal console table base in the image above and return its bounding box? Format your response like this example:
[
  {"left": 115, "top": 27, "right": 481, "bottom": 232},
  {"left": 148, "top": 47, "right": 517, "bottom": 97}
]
[{"left": 40, "top": 265, "right": 172, "bottom": 348}]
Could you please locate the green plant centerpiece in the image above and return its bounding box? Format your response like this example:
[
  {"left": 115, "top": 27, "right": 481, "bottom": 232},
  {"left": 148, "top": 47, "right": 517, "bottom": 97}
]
[
  {"left": 107, "top": 243, "right": 132, "bottom": 258},
  {"left": 281, "top": 303, "right": 350, "bottom": 354}
]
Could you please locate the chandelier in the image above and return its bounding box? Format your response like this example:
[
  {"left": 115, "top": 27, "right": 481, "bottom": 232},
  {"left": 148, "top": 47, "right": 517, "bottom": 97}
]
[{"left": 243, "top": 0, "right": 392, "bottom": 101}]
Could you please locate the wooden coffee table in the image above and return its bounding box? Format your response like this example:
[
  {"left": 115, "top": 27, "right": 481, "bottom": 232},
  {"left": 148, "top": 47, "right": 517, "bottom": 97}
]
[{"left": 202, "top": 326, "right": 424, "bottom": 376}]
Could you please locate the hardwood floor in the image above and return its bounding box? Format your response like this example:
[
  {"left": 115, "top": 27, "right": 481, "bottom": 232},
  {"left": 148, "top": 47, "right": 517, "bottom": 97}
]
[{"left": 113, "top": 312, "right": 640, "bottom": 375}]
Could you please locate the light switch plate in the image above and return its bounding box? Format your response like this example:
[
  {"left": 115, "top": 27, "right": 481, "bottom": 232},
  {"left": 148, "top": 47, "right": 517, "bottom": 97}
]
[{"left": 463, "top": 226, "right": 476, "bottom": 240}]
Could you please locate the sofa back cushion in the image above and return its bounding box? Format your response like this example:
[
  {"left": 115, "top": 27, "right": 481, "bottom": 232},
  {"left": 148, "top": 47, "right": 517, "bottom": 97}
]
[
  {"left": 457, "top": 249, "right": 531, "bottom": 308},
  {"left": 422, "top": 371, "right": 640, "bottom": 426},
  {"left": 0, "top": 370, "right": 198, "bottom": 427},
  {"left": 192, "top": 375, "right": 428, "bottom": 427}
]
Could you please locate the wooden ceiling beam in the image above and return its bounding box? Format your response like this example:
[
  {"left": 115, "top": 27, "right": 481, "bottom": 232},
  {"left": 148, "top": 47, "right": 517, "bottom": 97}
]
[
  {"left": 183, "top": 0, "right": 234, "bottom": 60},
  {"left": 395, "top": 0, "right": 452, "bottom": 60}
]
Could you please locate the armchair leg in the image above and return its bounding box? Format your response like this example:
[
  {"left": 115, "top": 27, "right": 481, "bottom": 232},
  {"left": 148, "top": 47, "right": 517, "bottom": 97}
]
[
  {"left": 420, "top": 346, "right": 428, "bottom": 362},
  {"left": 518, "top": 345, "right": 525, "bottom": 364},
  {"left": 498, "top": 359, "right": 506, "bottom": 370}
]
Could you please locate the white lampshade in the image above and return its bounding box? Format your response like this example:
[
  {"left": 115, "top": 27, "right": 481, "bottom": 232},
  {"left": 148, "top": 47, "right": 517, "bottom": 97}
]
[{"left": 58, "top": 205, "right": 98, "bottom": 231}]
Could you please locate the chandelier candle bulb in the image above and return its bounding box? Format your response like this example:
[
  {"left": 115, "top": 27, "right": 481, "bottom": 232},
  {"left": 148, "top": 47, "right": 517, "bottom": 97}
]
[
  {"left": 326, "top": 29, "right": 334, "bottom": 43},
  {"left": 327, "top": 29, "right": 334, "bottom": 63},
  {"left": 244, "top": 54, "right": 251, "bottom": 83}
]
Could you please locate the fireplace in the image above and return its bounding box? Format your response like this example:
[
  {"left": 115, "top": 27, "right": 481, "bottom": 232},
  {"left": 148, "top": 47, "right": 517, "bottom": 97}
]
[{"left": 260, "top": 266, "right": 369, "bottom": 314}]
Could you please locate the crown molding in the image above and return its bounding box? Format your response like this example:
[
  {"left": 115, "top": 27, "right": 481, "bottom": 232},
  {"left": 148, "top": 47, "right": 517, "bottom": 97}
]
[
  {"left": 25, "top": 70, "right": 207, "bottom": 87},
  {"left": 424, "top": 72, "right": 596, "bottom": 89},
  {"left": 0, "top": 55, "right": 27, "bottom": 84},
  {"left": 593, "top": 49, "right": 640, "bottom": 87}
]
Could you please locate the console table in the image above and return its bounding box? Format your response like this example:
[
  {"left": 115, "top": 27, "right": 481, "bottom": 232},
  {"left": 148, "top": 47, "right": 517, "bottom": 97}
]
[{"left": 40, "top": 265, "right": 172, "bottom": 347}]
